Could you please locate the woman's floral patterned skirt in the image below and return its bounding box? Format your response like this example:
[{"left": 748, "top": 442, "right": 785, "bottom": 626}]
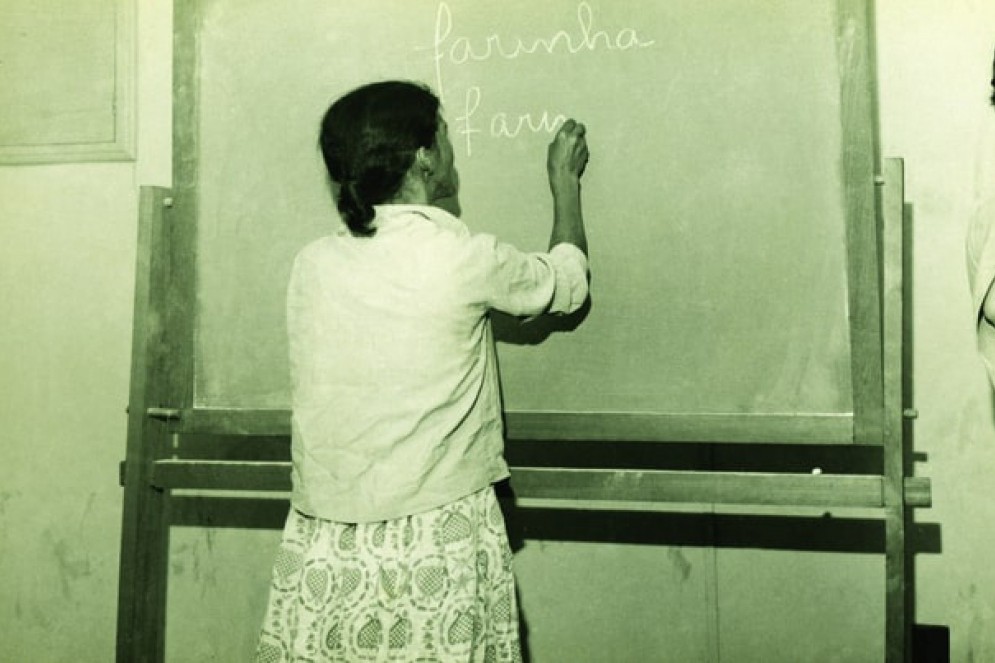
[{"left": 255, "top": 486, "right": 522, "bottom": 662}]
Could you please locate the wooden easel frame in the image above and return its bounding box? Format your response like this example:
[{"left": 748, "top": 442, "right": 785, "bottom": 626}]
[{"left": 116, "top": 1, "right": 930, "bottom": 661}]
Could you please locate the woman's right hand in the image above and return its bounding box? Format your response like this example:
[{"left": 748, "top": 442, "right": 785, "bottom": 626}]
[{"left": 547, "top": 119, "right": 589, "bottom": 194}]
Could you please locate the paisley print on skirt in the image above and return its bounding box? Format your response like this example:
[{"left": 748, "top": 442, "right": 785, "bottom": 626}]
[{"left": 255, "top": 486, "right": 522, "bottom": 662}]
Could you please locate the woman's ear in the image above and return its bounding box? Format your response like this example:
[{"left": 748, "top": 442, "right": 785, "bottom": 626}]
[{"left": 415, "top": 146, "right": 435, "bottom": 177}]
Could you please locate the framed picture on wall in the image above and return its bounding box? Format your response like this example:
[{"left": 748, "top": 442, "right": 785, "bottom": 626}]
[{"left": 0, "top": 0, "right": 135, "bottom": 164}]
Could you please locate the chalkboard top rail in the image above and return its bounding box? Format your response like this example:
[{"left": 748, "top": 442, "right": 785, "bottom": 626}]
[{"left": 168, "top": 407, "right": 858, "bottom": 445}]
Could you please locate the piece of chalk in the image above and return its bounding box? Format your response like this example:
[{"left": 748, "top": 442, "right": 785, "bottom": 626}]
[{"left": 812, "top": 467, "right": 822, "bottom": 475}]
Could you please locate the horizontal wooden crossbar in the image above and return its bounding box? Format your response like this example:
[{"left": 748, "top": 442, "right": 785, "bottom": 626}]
[
  {"left": 151, "top": 460, "right": 930, "bottom": 508},
  {"left": 169, "top": 407, "right": 857, "bottom": 444}
]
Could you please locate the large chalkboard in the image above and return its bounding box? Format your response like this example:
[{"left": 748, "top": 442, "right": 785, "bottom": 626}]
[{"left": 186, "top": 0, "right": 876, "bottom": 438}]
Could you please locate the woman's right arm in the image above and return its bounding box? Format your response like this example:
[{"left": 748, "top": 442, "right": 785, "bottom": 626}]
[
  {"left": 547, "top": 119, "right": 589, "bottom": 256},
  {"left": 440, "top": 120, "right": 591, "bottom": 318}
]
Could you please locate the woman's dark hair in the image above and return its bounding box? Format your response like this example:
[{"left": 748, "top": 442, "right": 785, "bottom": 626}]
[{"left": 319, "top": 81, "right": 441, "bottom": 236}]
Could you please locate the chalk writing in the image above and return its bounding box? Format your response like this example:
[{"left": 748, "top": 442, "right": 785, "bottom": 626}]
[
  {"left": 434, "top": 1, "right": 655, "bottom": 73},
  {"left": 454, "top": 86, "right": 567, "bottom": 157},
  {"left": 429, "top": 1, "right": 654, "bottom": 155},
  {"left": 454, "top": 86, "right": 483, "bottom": 156}
]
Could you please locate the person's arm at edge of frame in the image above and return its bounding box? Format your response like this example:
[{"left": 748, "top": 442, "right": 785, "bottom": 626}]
[{"left": 981, "top": 54, "right": 995, "bottom": 326}]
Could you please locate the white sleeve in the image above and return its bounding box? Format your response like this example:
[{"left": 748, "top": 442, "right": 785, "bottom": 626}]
[
  {"left": 545, "top": 242, "right": 589, "bottom": 315},
  {"left": 446, "top": 232, "right": 589, "bottom": 317}
]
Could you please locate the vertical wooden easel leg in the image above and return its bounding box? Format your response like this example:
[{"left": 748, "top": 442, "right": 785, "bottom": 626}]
[
  {"left": 880, "top": 159, "right": 912, "bottom": 663},
  {"left": 116, "top": 187, "right": 174, "bottom": 663},
  {"left": 120, "top": 2, "right": 205, "bottom": 651},
  {"left": 884, "top": 508, "right": 910, "bottom": 663},
  {"left": 117, "top": 462, "right": 170, "bottom": 662}
]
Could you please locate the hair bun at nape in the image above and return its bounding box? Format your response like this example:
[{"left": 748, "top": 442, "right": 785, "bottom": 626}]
[{"left": 335, "top": 178, "right": 376, "bottom": 237}]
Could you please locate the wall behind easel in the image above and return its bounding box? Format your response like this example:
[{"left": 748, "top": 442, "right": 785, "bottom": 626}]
[{"left": 1, "top": 1, "right": 995, "bottom": 661}]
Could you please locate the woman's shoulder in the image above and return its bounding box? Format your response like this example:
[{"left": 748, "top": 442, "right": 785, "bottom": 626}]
[{"left": 294, "top": 233, "right": 344, "bottom": 262}]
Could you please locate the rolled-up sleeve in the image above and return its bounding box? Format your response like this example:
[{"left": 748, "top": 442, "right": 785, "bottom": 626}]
[
  {"left": 447, "top": 231, "right": 589, "bottom": 318},
  {"left": 545, "top": 242, "right": 589, "bottom": 315},
  {"left": 485, "top": 238, "right": 588, "bottom": 317}
]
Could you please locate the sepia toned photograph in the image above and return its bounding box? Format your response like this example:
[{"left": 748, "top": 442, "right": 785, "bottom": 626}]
[{"left": 1, "top": 1, "right": 994, "bottom": 661}]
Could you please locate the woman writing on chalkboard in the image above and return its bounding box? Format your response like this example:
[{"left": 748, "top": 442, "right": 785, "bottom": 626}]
[{"left": 255, "top": 80, "right": 589, "bottom": 662}]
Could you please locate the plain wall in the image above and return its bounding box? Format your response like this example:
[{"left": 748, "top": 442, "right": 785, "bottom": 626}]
[{"left": 1, "top": 2, "right": 994, "bottom": 661}]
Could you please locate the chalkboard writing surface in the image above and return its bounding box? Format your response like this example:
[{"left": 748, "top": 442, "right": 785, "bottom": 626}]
[{"left": 192, "top": 0, "right": 854, "bottom": 421}]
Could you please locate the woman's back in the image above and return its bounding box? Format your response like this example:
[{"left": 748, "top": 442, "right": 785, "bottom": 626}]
[{"left": 288, "top": 205, "right": 509, "bottom": 523}]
